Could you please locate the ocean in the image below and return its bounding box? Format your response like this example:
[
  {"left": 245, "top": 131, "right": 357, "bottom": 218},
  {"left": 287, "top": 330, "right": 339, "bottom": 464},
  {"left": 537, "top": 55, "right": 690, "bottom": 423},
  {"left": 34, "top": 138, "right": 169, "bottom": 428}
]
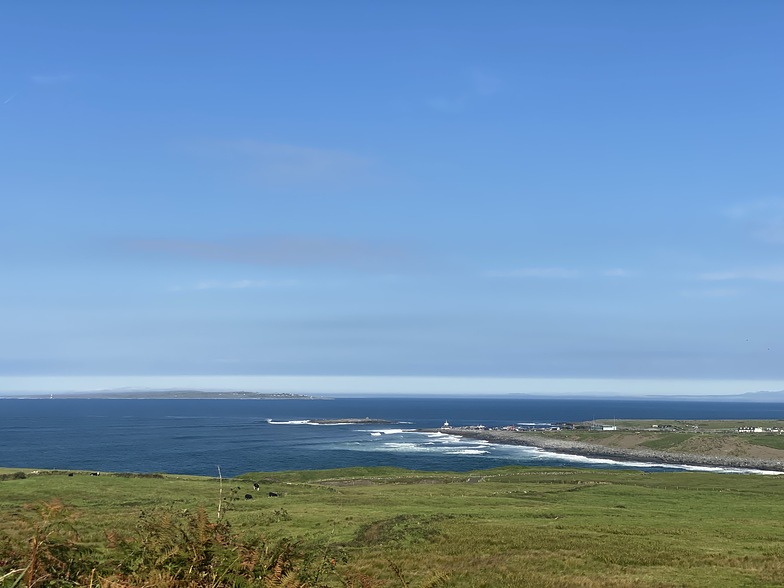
[{"left": 2, "top": 397, "right": 783, "bottom": 477}]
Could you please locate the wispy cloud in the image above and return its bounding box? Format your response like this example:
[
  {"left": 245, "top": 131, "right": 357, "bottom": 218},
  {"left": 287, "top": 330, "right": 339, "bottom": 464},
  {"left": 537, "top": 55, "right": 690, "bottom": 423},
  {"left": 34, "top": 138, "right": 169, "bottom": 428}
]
[
  {"left": 681, "top": 288, "right": 739, "bottom": 298},
  {"left": 601, "top": 268, "right": 633, "bottom": 278},
  {"left": 193, "top": 140, "right": 370, "bottom": 186},
  {"left": 724, "top": 198, "right": 784, "bottom": 245},
  {"left": 172, "top": 279, "right": 298, "bottom": 291},
  {"left": 486, "top": 267, "right": 633, "bottom": 279},
  {"left": 30, "top": 73, "right": 73, "bottom": 85},
  {"left": 130, "top": 236, "right": 415, "bottom": 271},
  {"left": 485, "top": 267, "right": 581, "bottom": 279},
  {"left": 699, "top": 266, "right": 784, "bottom": 282}
]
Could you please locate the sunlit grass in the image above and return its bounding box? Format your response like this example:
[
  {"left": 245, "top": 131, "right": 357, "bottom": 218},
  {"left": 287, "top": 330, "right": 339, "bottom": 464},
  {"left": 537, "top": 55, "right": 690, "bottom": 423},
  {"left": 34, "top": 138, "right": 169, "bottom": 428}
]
[
  {"left": 639, "top": 433, "right": 695, "bottom": 450},
  {"left": 2, "top": 467, "right": 784, "bottom": 586},
  {"left": 746, "top": 435, "right": 784, "bottom": 450}
]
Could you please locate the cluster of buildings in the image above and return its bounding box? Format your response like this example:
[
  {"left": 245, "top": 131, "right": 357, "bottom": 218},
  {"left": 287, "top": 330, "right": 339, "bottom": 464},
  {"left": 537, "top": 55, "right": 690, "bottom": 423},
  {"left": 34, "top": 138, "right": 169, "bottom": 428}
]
[
  {"left": 442, "top": 420, "right": 619, "bottom": 432},
  {"left": 737, "top": 426, "right": 783, "bottom": 434},
  {"left": 442, "top": 419, "right": 783, "bottom": 436}
]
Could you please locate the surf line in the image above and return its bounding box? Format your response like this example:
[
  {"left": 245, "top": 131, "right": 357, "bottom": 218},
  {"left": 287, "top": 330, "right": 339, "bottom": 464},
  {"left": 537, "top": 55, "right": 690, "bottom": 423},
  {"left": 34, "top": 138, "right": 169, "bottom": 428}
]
[{"left": 432, "top": 428, "right": 784, "bottom": 475}]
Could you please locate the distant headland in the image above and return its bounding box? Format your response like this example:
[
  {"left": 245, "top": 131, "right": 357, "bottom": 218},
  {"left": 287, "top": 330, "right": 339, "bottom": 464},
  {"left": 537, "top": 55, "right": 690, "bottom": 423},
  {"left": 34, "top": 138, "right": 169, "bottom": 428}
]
[{"left": 0, "top": 390, "right": 322, "bottom": 400}]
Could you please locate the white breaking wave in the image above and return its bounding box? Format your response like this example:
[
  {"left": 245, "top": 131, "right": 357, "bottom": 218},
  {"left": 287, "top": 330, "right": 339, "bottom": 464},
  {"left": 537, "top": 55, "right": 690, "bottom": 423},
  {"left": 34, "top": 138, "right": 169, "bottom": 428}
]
[
  {"left": 499, "top": 444, "right": 784, "bottom": 476},
  {"left": 382, "top": 442, "right": 430, "bottom": 452},
  {"left": 371, "top": 436, "right": 496, "bottom": 456},
  {"left": 427, "top": 433, "right": 489, "bottom": 443},
  {"left": 342, "top": 429, "right": 784, "bottom": 475}
]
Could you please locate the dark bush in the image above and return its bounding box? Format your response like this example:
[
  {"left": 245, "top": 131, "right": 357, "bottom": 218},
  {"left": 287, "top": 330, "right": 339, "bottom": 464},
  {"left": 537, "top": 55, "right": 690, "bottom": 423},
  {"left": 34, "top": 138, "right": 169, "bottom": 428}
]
[{"left": 0, "top": 472, "right": 27, "bottom": 481}]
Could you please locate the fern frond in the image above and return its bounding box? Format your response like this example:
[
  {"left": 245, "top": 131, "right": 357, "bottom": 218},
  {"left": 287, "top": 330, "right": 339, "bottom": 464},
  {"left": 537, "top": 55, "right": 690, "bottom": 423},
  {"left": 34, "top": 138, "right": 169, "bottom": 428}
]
[{"left": 421, "top": 571, "right": 451, "bottom": 588}]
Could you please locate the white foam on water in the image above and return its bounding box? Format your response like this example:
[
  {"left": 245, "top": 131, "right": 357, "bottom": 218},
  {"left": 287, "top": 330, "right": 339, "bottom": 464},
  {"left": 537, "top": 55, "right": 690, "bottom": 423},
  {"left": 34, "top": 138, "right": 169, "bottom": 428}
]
[
  {"left": 338, "top": 429, "right": 783, "bottom": 475},
  {"left": 425, "top": 432, "right": 471, "bottom": 444},
  {"left": 382, "top": 442, "right": 431, "bottom": 452},
  {"left": 371, "top": 433, "right": 497, "bottom": 456},
  {"left": 499, "top": 444, "right": 784, "bottom": 475}
]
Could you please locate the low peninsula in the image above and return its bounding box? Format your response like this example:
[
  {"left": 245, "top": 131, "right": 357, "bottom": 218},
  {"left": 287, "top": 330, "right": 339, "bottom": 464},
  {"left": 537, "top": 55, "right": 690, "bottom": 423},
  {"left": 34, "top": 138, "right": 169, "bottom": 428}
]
[
  {"left": 308, "top": 417, "right": 395, "bottom": 425},
  {"left": 442, "top": 422, "right": 784, "bottom": 472}
]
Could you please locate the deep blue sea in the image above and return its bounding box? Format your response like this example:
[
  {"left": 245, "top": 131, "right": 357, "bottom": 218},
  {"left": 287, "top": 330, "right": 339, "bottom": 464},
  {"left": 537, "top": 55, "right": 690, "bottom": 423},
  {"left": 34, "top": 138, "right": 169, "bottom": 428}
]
[{"left": 2, "top": 397, "right": 783, "bottom": 477}]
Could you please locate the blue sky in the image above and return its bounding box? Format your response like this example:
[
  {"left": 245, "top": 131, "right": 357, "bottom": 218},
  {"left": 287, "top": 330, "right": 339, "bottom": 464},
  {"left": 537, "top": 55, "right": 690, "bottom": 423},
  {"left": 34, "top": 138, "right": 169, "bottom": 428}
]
[{"left": 2, "top": 2, "right": 783, "bottom": 396}]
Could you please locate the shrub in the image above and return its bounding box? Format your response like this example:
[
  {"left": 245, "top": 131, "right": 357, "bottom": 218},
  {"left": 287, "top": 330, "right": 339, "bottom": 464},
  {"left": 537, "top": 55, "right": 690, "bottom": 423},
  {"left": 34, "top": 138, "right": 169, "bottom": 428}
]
[
  {"left": 0, "top": 472, "right": 26, "bottom": 481},
  {"left": 0, "top": 500, "right": 96, "bottom": 587}
]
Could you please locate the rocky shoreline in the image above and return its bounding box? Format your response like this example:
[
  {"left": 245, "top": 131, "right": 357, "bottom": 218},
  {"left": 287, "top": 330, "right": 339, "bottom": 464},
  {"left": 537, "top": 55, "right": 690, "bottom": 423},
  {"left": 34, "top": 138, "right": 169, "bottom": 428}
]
[{"left": 442, "top": 428, "right": 784, "bottom": 473}]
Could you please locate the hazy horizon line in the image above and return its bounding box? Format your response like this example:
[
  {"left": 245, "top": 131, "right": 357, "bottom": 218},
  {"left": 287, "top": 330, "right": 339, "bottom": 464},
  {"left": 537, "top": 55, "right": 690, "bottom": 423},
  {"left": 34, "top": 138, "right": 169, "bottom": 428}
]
[{"left": 1, "top": 375, "right": 782, "bottom": 398}]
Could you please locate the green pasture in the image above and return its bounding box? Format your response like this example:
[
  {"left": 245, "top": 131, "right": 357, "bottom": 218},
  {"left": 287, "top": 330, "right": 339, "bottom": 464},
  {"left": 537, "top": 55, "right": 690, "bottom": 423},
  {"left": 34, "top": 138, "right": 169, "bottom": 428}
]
[
  {"left": 1, "top": 466, "right": 784, "bottom": 587},
  {"left": 638, "top": 433, "right": 695, "bottom": 450},
  {"left": 546, "top": 422, "right": 784, "bottom": 458},
  {"left": 747, "top": 436, "right": 784, "bottom": 450},
  {"left": 594, "top": 419, "right": 784, "bottom": 431}
]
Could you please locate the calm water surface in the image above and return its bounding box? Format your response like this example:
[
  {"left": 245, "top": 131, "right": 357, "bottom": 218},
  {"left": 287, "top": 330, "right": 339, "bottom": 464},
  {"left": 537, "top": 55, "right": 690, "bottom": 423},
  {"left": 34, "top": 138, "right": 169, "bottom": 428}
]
[{"left": 2, "top": 397, "right": 783, "bottom": 477}]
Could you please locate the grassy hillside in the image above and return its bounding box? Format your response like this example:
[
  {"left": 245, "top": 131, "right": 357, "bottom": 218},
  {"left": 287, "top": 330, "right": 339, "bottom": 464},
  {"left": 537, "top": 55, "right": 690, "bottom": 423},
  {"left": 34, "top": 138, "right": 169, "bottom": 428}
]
[
  {"left": 546, "top": 421, "right": 784, "bottom": 463},
  {"left": 2, "top": 466, "right": 784, "bottom": 587}
]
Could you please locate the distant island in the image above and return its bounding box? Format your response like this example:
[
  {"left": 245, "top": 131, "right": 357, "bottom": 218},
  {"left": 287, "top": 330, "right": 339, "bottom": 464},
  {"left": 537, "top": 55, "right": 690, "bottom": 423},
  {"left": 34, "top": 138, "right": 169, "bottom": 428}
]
[
  {"left": 309, "top": 417, "right": 394, "bottom": 425},
  {"left": 2, "top": 390, "right": 321, "bottom": 400}
]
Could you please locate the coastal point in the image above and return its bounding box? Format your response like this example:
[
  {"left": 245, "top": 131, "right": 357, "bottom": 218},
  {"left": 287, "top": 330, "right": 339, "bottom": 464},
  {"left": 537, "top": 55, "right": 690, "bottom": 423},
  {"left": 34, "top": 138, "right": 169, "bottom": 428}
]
[{"left": 441, "top": 420, "right": 784, "bottom": 473}]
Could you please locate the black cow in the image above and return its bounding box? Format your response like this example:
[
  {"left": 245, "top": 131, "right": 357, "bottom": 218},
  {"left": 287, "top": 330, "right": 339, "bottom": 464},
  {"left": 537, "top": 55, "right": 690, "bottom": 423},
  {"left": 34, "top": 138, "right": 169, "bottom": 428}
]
[
  {"left": 268, "top": 492, "right": 278, "bottom": 497},
  {"left": 244, "top": 494, "right": 253, "bottom": 500}
]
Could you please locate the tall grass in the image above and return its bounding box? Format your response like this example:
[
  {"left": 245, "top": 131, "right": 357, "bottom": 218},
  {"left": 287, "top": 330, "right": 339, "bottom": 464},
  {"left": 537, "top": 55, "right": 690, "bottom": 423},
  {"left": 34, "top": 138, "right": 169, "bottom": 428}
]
[
  {"left": 3, "top": 467, "right": 784, "bottom": 587},
  {"left": 0, "top": 481, "right": 449, "bottom": 587}
]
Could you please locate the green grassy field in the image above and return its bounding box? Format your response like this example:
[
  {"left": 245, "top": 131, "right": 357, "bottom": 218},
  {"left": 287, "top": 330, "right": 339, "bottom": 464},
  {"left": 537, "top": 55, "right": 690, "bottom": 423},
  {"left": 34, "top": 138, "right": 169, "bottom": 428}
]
[
  {"left": 592, "top": 419, "right": 784, "bottom": 432},
  {"left": 638, "top": 433, "right": 696, "bottom": 450},
  {"left": 540, "top": 422, "right": 784, "bottom": 463},
  {"left": 2, "top": 466, "right": 784, "bottom": 587}
]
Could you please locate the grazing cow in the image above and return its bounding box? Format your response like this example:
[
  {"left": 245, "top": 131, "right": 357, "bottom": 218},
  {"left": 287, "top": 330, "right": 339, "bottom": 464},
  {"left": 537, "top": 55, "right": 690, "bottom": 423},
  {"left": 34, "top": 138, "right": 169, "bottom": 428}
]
[
  {"left": 67, "top": 473, "right": 74, "bottom": 477},
  {"left": 244, "top": 494, "right": 253, "bottom": 500},
  {"left": 253, "top": 482, "right": 260, "bottom": 491},
  {"left": 268, "top": 492, "right": 278, "bottom": 497},
  {"left": 89, "top": 472, "right": 100, "bottom": 476}
]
